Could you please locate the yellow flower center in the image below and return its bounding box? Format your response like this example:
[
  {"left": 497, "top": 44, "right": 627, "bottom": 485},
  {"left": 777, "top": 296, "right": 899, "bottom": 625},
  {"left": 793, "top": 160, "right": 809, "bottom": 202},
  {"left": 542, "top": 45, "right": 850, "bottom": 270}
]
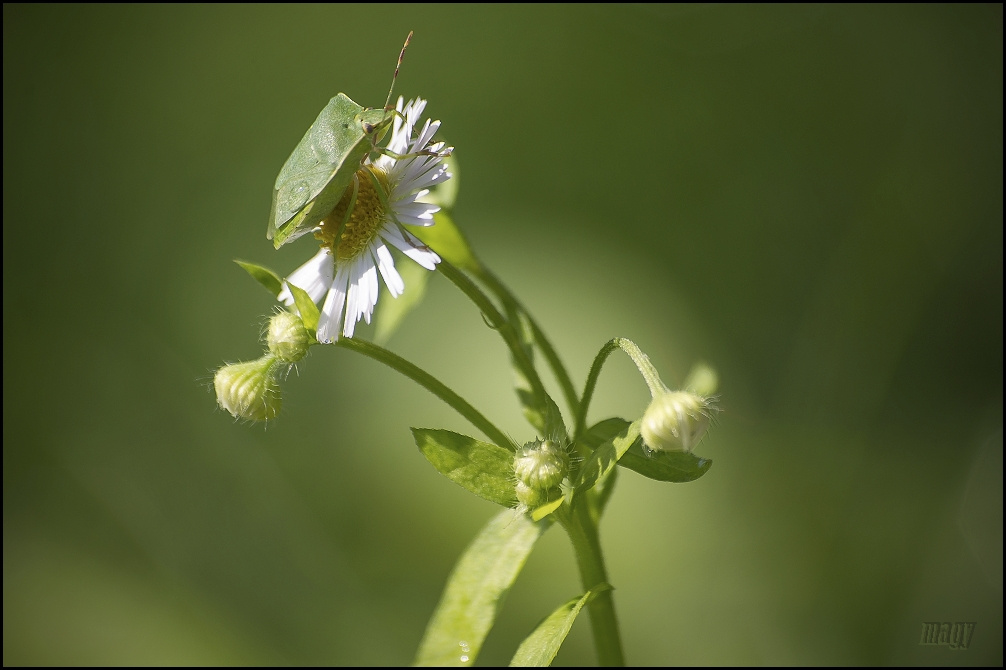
[{"left": 316, "top": 166, "right": 389, "bottom": 261}]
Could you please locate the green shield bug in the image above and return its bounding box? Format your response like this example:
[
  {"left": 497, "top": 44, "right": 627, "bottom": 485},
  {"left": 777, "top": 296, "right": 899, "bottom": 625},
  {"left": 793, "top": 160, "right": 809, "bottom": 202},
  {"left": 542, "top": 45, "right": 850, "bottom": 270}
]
[{"left": 267, "top": 33, "right": 413, "bottom": 249}]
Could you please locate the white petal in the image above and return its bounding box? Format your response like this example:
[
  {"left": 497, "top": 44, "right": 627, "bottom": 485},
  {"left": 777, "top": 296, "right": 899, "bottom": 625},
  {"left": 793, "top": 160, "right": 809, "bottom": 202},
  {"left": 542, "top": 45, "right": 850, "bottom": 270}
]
[
  {"left": 392, "top": 200, "right": 439, "bottom": 226},
  {"left": 277, "top": 248, "right": 333, "bottom": 306},
  {"left": 361, "top": 257, "right": 379, "bottom": 324},
  {"left": 342, "top": 254, "right": 379, "bottom": 338},
  {"left": 317, "top": 265, "right": 350, "bottom": 343},
  {"left": 341, "top": 257, "right": 365, "bottom": 338},
  {"left": 412, "top": 119, "right": 439, "bottom": 152},
  {"left": 390, "top": 96, "right": 406, "bottom": 144},
  {"left": 374, "top": 243, "right": 405, "bottom": 297},
  {"left": 381, "top": 225, "right": 441, "bottom": 270}
]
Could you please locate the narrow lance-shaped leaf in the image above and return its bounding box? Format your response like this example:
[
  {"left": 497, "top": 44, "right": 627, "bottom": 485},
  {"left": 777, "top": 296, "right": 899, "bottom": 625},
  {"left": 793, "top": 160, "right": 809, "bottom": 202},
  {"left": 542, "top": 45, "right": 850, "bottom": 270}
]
[
  {"left": 235, "top": 259, "right": 284, "bottom": 298},
  {"left": 509, "top": 584, "right": 612, "bottom": 667},
  {"left": 413, "top": 428, "right": 517, "bottom": 508},
  {"left": 284, "top": 282, "right": 320, "bottom": 333},
  {"left": 414, "top": 510, "right": 549, "bottom": 666}
]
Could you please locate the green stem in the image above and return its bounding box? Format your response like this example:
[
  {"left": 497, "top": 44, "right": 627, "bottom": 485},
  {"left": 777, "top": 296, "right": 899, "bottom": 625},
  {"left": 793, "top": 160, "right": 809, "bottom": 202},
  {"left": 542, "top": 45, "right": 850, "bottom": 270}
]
[
  {"left": 472, "top": 265, "right": 580, "bottom": 420},
  {"left": 575, "top": 338, "right": 667, "bottom": 442},
  {"left": 561, "top": 502, "right": 625, "bottom": 666},
  {"left": 436, "top": 261, "right": 553, "bottom": 418},
  {"left": 434, "top": 259, "right": 508, "bottom": 329},
  {"left": 335, "top": 338, "right": 518, "bottom": 452}
]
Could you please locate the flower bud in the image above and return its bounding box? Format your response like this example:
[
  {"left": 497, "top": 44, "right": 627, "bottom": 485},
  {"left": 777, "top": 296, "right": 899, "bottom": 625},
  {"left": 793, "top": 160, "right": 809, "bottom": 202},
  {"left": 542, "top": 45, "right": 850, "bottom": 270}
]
[
  {"left": 640, "top": 391, "right": 713, "bottom": 453},
  {"left": 214, "top": 356, "right": 282, "bottom": 421},
  {"left": 514, "top": 480, "right": 547, "bottom": 509},
  {"left": 514, "top": 439, "right": 569, "bottom": 490},
  {"left": 513, "top": 439, "right": 567, "bottom": 514},
  {"left": 267, "top": 311, "right": 310, "bottom": 363}
]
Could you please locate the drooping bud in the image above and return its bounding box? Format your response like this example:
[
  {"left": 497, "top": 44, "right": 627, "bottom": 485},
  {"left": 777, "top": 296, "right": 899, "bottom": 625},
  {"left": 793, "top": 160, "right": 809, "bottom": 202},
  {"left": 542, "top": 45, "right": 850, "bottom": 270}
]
[
  {"left": 640, "top": 391, "right": 713, "bottom": 453},
  {"left": 267, "top": 311, "right": 310, "bottom": 363},
  {"left": 214, "top": 355, "right": 282, "bottom": 421}
]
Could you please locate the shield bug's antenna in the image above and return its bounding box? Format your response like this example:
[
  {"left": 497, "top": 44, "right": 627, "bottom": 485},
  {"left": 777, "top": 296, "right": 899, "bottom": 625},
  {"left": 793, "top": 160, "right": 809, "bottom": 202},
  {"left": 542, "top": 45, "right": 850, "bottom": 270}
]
[{"left": 384, "top": 31, "right": 413, "bottom": 111}]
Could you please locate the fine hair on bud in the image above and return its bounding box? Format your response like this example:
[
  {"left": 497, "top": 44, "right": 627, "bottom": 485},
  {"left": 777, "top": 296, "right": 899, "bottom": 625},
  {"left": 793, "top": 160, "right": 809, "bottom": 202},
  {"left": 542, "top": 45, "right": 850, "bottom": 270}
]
[
  {"left": 266, "top": 310, "right": 311, "bottom": 363},
  {"left": 514, "top": 438, "right": 570, "bottom": 490},
  {"left": 640, "top": 390, "right": 715, "bottom": 454},
  {"left": 214, "top": 355, "right": 283, "bottom": 422},
  {"left": 513, "top": 438, "right": 570, "bottom": 513}
]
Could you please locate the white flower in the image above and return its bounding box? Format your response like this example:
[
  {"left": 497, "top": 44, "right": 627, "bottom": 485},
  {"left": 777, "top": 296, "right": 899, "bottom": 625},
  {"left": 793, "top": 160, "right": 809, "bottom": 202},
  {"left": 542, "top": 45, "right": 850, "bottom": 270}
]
[{"left": 278, "top": 97, "right": 452, "bottom": 343}]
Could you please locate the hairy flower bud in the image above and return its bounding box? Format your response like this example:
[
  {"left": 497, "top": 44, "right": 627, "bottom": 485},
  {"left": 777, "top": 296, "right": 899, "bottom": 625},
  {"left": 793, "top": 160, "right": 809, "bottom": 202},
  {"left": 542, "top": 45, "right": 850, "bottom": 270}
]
[
  {"left": 214, "top": 356, "right": 282, "bottom": 421},
  {"left": 267, "top": 311, "right": 310, "bottom": 363},
  {"left": 514, "top": 439, "right": 569, "bottom": 490},
  {"left": 512, "top": 438, "right": 568, "bottom": 513},
  {"left": 515, "top": 480, "right": 547, "bottom": 509},
  {"left": 640, "top": 391, "right": 713, "bottom": 453}
]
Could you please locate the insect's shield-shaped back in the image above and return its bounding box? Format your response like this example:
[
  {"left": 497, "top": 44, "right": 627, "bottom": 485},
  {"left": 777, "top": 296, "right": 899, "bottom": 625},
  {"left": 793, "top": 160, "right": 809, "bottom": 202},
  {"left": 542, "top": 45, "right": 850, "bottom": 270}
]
[{"left": 267, "top": 93, "right": 394, "bottom": 249}]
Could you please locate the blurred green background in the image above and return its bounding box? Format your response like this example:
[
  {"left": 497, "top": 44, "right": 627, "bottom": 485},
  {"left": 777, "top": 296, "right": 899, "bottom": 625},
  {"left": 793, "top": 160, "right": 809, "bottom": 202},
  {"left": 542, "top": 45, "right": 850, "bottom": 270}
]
[{"left": 3, "top": 4, "right": 1001, "bottom": 665}]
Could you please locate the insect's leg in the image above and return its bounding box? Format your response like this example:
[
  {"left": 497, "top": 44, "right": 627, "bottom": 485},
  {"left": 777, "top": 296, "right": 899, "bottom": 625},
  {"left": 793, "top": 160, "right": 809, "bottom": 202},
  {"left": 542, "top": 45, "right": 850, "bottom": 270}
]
[
  {"left": 330, "top": 174, "right": 360, "bottom": 254},
  {"left": 380, "top": 143, "right": 453, "bottom": 162},
  {"left": 363, "top": 166, "right": 435, "bottom": 254}
]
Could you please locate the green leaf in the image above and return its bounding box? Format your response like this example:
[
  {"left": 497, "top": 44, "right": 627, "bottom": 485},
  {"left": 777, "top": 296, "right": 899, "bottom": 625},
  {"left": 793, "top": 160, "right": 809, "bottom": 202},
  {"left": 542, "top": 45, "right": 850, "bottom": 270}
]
[
  {"left": 618, "top": 440, "right": 712, "bottom": 483},
  {"left": 515, "top": 387, "right": 565, "bottom": 439},
  {"left": 412, "top": 211, "right": 478, "bottom": 272},
  {"left": 575, "top": 418, "right": 629, "bottom": 511},
  {"left": 575, "top": 419, "right": 640, "bottom": 495},
  {"left": 515, "top": 388, "right": 543, "bottom": 434},
  {"left": 285, "top": 283, "right": 320, "bottom": 333},
  {"left": 577, "top": 417, "right": 632, "bottom": 450},
  {"left": 530, "top": 496, "right": 564, "bottom": 522},
  {"left": 415, "top": 510, "right": 549, "bottom": 666},
  {"left": 508, "top": 585, "right": 612, "bottom": 667},
  {"left": 413, "top": 428, "right": 517, "bottom": 508},
  {"left": 578, "top": 417, "right": 712, "bottom": 484},
  {"left": 234, "top": 259, "right": 283, "bottom": 298},
  {"left": 373, "top": 260, "right": 431, "bottom": 345}
]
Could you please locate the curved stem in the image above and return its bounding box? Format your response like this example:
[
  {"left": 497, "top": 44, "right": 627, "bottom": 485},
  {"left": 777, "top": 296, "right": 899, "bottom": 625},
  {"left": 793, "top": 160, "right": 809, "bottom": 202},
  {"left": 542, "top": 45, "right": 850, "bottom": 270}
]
[
  {"left": 335, "top": 338, "right": 518, "bottom": 452},
  {"left": 561, "top": 502, "right": 625, "bottom": 666},
  {"left": 575, "top": 338, "right": 667, "bottom": 441}
]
